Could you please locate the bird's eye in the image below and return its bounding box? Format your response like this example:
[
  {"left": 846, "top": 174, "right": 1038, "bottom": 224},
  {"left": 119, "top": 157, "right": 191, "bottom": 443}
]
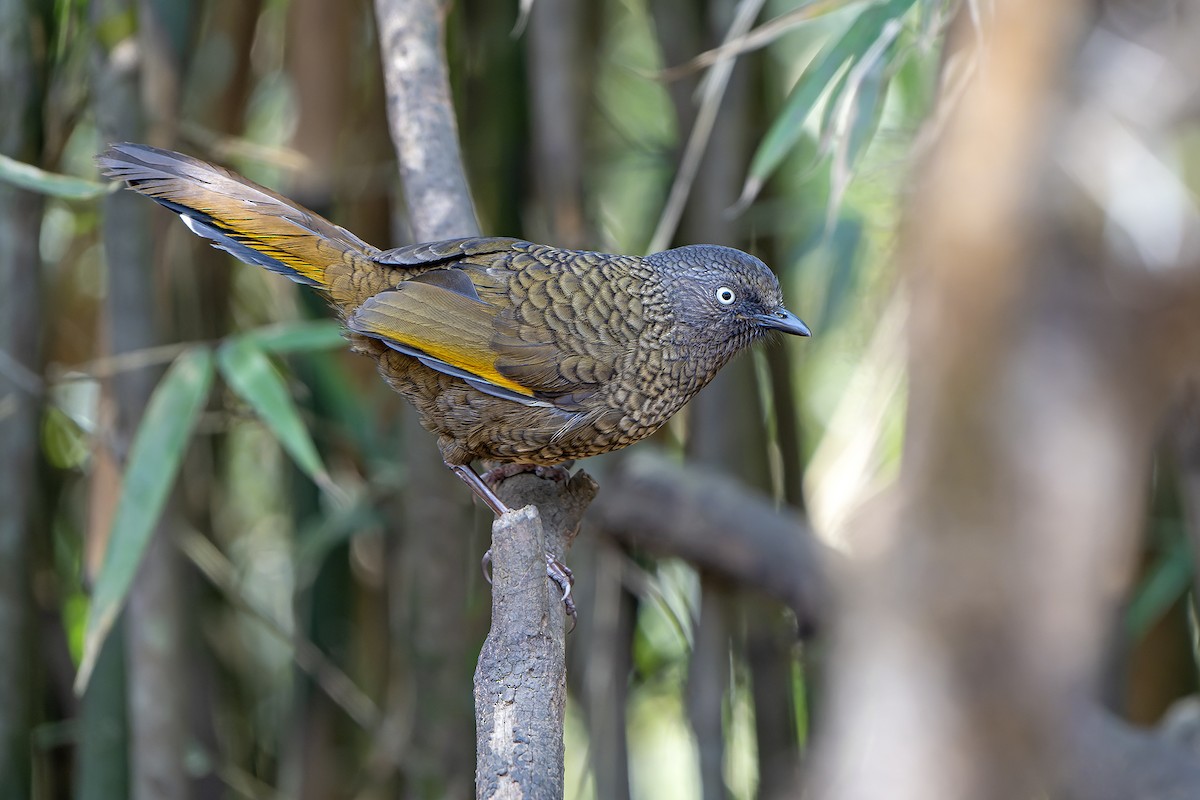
[{"left": 716, "top": 286, "right": 736, "bottom": 305}]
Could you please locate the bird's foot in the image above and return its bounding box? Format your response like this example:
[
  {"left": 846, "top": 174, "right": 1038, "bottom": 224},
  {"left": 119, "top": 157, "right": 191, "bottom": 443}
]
[
  {"left": 481, "top": 549, "right": 576, "bottom": 630},
  {"left": 546, "top": 553, "right": 577, "bottom": 630},
  {"left": 481, "top": 461, "right": 574, "bottom": 488}
]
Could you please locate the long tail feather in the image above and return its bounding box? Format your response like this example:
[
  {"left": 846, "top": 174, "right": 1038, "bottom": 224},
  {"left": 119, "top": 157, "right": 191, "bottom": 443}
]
[{"left": 98, "top": 143, "right": 376, "bottom": 293}]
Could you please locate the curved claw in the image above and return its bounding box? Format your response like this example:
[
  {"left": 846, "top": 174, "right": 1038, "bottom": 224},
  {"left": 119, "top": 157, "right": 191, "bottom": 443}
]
[
  {"left": 564, "top": 597, "right": 577, "bottom": 633},
  {"left": 545, "top": 553, "right": 576, "bottom": 630},
  {"left": 479, "top": 548, "right": 577, "bottom": 630}
]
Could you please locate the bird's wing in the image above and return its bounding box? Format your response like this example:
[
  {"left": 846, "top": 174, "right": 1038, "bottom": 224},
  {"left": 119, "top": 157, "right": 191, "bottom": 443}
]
[
  {"left": 472, "top": 247, "right": 628, "bottom": 404},
  {"left": 348, "top": 247, "right": 633, "bottom": 409},
  {"left": 347, "top": 272, "right": 553, "bottom": 407}
]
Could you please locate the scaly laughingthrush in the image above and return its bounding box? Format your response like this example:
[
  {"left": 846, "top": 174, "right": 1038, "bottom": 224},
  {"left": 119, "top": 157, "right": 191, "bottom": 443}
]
[{"left": 99, "top": 143, "right": 811, "bottom": 605}]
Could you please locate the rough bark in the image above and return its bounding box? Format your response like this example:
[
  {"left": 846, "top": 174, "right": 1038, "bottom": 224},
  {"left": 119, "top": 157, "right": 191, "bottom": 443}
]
[
  {"left": 0, "top": 0, "right": 42, "bottom": 794},
  {"left": 475, "top": 472, "right": 598, "bottom": 800}
]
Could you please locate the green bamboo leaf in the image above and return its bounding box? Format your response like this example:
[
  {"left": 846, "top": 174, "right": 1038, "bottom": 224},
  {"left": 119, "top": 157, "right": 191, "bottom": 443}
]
[
  {"left": 816, "top": 215, "right": 864, "bottom": 328},
  {"left": 42, "top": 405, "right": 91, "bottom": 469},
  {"left": 75, "top": 347, "right": 214, "bottom": 693},
  {"left": 238, "top": 319, "right": 346, "bottom": 354},
  {"left": 825, "top": 29, "right": 896, "bottom": 223},
  {"left": 842, "top": 53, "right": 889, "bottom": 169},
  {"left": 735, "top": 0, "right": 917, "bottom": 210},
  {"left": 0, "top": 152, "right": 112, "bottom": 199},
  {"left": 217, "top": 337, "right": 336, "bottom": 496},
  {"left": 1126, "top": 526, "right": 1193, "bottom": 641},
  {"left": 817, "top": 60, "right": 855, "bottom": 142}
]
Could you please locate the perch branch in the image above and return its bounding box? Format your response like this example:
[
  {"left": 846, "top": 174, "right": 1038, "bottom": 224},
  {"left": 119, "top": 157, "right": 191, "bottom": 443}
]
[{"left": 475, "top": 473, "right": 598, "bottom": 799}]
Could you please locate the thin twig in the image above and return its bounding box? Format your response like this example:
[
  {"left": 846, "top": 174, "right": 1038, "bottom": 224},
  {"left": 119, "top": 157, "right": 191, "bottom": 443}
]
[
  {"left": 179, "top": 120, "right": 312, "bottom": 172},
  {"left": 654, "top": 0, "right": 862, "bottom": 83},
  {"left": 174, "top": 528, "right": 380, "bottom": 730},
  {"left": 647, "top": 0, "right": 766, "bottom": 254},
  {"left": 823, "top": 17, "right": 904, "bottom": 229},
  {"left": 50, "top": 340, "right": 204, "bottom": 382}
]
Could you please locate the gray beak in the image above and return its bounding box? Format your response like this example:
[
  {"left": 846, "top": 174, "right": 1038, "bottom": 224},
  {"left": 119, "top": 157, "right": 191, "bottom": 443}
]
[{"left": 754, "top": 308, "right": 811, "bottom": 337}]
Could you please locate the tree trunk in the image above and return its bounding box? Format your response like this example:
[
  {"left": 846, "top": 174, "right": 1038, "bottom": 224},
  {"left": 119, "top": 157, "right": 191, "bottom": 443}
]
[
  {"left": 0, "top": 0, "right": 43, "bottom": 793},
  {"left": 90, "top": 0, "right": 190, "bottom": 796}
]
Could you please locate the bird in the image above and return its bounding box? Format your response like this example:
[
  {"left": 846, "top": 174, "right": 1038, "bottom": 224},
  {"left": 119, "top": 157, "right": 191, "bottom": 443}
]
[{"left": 98, "top": 143, "right": 811, "bottom": 603}]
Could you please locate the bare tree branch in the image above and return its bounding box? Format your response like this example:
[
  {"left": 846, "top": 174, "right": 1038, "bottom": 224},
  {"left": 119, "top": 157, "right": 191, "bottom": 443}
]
[
  {"left": 593, "top": 452, "right": 830, "bottom": 632},
  {"left": 476, "top": 471, "right": 598, "bottom": 799},
  {"left": 373, "top": 0, "right": 478, "bottom": 241}
]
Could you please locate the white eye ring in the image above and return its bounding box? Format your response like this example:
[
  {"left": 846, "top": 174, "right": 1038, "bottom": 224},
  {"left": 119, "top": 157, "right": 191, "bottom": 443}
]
[{"left": 716, "top": 286, "right": 736, "bottom": 305}]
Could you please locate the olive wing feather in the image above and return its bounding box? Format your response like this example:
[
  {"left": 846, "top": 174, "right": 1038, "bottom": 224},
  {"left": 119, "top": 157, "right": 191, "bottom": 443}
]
[{"left": 347, "top": 258, "right": 622, "bottom": 410}]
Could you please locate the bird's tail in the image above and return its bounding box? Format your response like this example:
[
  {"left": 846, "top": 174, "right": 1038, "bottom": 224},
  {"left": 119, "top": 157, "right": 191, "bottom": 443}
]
[{"left": 98, "top": 143, "right": 375, "bottom": 297}]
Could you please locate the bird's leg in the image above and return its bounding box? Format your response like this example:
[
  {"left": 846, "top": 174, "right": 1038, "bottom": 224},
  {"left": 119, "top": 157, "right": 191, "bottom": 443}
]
[
  {"left": 451, "top": 460, "right": 577, "bottom": 627},
  {"left": 481, "top": 460, "right": 575, "bottom": 488},
  {"left": 546, "top": 554, "right": 577, "bottom": 630},
  {"left": 447, "top": 460, "right": 510, "bottom": 516}
]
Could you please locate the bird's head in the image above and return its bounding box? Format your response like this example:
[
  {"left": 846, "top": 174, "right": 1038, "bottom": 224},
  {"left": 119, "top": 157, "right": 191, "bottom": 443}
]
[{"left": 646, "top": 244, "right": 810, "bottom": 355}]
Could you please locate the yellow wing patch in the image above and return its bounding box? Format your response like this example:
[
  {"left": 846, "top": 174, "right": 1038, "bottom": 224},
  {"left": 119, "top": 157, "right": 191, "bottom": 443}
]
[{"left": 347, "top": 283, "right": 536, "bottom": 398}]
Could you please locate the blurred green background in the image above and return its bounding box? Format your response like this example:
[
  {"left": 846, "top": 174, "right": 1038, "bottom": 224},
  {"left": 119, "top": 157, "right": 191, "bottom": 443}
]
[{"left": 3, "top": 0, "right": 1194, "bottom": 798}]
